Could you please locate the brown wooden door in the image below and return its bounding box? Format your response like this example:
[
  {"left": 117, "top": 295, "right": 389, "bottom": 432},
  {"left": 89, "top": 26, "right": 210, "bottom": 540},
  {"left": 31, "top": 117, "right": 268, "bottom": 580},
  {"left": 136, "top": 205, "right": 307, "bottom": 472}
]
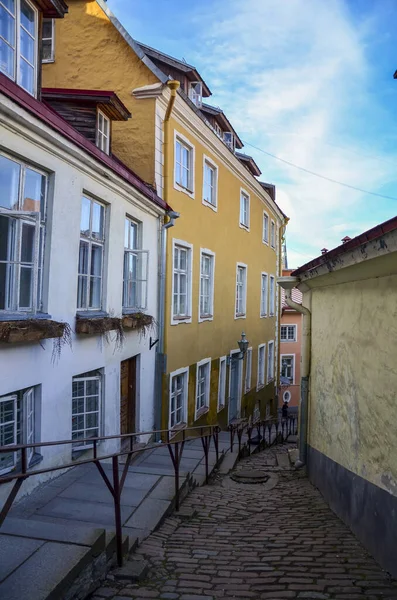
[{"left": 120, "top": 356, "right": 137, "bottom": 450}]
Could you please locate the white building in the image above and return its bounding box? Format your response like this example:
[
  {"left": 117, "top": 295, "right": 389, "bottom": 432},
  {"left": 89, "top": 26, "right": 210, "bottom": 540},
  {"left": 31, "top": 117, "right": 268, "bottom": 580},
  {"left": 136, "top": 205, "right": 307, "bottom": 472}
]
[{"left": 0, "top": 0, "right": 168, "bottom": 502}]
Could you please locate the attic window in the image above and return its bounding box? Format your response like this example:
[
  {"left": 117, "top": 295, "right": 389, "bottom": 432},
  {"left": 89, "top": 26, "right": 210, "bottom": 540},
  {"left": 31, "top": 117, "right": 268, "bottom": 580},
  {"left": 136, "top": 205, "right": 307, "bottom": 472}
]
[
  {"left": 223, "top": 132, "right": 235, "bottom": 151},
  {"left": 96, "top": 110, "right": 110, "bottom": 154},
  {"left": 214, "top": 123, "right": 222, "bottom": 138},
  {"left": 189, "top": 82, "right": 202, "bottom": 107}
]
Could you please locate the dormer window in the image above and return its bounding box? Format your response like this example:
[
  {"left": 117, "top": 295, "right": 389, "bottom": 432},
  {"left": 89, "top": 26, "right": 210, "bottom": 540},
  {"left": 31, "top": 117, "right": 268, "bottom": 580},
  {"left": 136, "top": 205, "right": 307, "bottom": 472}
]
[
  {"left": 42, "top": 18, "right": 54, "bottom": 63},
  {"left": 214, "top": 122, "right": 222, "bottom": 138},
  {"left": 189, "top": 81, "right": 202, "bottom": 107},
  {"left": 223, "top": 132, "right": 235, "bottom": 151},
  {"left": 0, "top": 0, "right": 38, "bottom": 96},
  {"left": 96, "top": 110, "right": 110, "bottom": 154}
]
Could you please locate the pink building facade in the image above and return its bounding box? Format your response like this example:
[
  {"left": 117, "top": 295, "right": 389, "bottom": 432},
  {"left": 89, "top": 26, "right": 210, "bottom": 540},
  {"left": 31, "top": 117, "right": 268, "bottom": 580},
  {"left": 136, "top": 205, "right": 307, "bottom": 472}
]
[{"left": 280, "top": 270, "right": 303, "bottom": 413}]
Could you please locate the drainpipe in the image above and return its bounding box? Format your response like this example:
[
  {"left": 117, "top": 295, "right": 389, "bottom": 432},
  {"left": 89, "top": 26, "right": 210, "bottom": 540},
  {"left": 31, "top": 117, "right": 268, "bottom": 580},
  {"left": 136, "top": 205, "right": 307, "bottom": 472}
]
[
  {"left": 154, "top": 80, "right": 180, "bottom": 438},
  {"left": 277, "top": 276, "right": 311, "bottom": 467}
]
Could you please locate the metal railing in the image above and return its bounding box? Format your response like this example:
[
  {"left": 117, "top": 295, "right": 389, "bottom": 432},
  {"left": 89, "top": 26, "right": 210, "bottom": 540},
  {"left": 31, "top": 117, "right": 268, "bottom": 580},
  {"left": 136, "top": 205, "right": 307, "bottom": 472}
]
[{"left": 229, "top": 415, "right": 298, "bottom": 455}]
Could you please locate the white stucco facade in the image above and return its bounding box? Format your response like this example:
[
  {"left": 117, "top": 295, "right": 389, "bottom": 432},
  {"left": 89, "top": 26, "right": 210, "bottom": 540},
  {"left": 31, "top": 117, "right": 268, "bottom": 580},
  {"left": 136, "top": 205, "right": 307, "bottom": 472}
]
[{"left": 0, "top": 92, "right": 164, "bottom": 502}]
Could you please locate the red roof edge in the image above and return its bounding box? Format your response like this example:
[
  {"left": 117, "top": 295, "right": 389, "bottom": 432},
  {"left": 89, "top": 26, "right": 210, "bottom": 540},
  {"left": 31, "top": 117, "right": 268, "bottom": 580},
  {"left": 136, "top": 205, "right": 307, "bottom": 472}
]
[
  {"left": 292, "top": 215, "right": 397, "bottom": 276},
  {"left": 0, "top": 74, "right": 169, "bottom": 212}
]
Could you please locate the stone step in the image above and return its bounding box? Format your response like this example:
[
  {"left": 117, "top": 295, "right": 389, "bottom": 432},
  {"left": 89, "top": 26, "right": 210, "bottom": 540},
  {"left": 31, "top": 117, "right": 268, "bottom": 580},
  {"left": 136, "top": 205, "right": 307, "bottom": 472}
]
[{"left": 218, "top": 450, "right": 239, "bottom": 474}]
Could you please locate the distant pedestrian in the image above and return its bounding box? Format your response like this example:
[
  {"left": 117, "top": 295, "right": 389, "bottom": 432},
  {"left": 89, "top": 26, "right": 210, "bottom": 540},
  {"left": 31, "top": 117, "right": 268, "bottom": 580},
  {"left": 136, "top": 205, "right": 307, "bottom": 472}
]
[{"left": 282, "top": 401, "right": 289, "bottom": 419}]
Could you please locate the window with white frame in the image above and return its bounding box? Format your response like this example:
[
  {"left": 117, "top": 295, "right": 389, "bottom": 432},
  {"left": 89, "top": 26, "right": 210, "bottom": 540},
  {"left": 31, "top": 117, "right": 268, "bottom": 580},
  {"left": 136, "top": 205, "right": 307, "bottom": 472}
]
[
  {"left": 199, "top": 250, "right": 214, "bottom": 319},
  {"left": 196, "top": 359, "right": 210, "bottom": 417},
  {"left": 218, "top": 356, "right": 226, "bottom": 410},
  {"left": 269, "top": 275, "right": 275, "bottom": 316},
  {"left": 235, "top": 264, "right": 247, "bottom": 317},
  {"left": 1, "top": 0, "right": 38, "bottom": 96},
  {"left": 175, "top": 137, "right": 193, "bottom": 191},
  {"left": 123, "top": 217, "right": 148, "bottom": 311},
  {"left": 260, "top": 273, "right": 268, "bottom": 317},
  {"left": 267, "top": 341, "right": 275, "bottom": 382},
  {"left": 169, "top": 368, "right": 188, "bottom": 429},
  {"left": 223, "top": 131, "right": 235, "bottom": 151},
  {"left": 245, "top": 347, "right": 252, "bottom": 393},
  {"left": 281, "top": 324, "right": 297, "bottom": 342},
  {"left": 96, "top": 110, "right": 110, "bottom": 154},
  {"left": 72, "top": 371, "right": 102, "bottom": 450},
  {"left": 214, "top": 122, "right": 222, "bottom": 138},
  {"left": 240, "top": 190, "right": 250, "bottom": 228},
  {"left": 271, "top": 220, "right": 276, "bottom": 248},
  {"left": 263, "top": 212, "right": 269, "bottom": 244},
  {"left": 257, "top": 344, "right": 266, "bottom": 389},
  {"left": 0, "top": 386, "right": 37, "bottom": 475},
  {"left": 42, "top": 18, "right": 54, "bottom": 62},
  {"left": 281, "top": 355, "right": 294, "bottom": 384},
  {"left": 77, "top": 196, "right": 105, "bottom": 311},
  {"left": 189, "top": 81, "right": 202, "bottom": 107},
  {"left": 172, "top": 242, "right": 192, "bottom": 320},
  {"left": 203, "top": 159, "right": 217, "bottom": 207},
  {"left": 0, "top": 153, "right": 47, "bottom": 314}
]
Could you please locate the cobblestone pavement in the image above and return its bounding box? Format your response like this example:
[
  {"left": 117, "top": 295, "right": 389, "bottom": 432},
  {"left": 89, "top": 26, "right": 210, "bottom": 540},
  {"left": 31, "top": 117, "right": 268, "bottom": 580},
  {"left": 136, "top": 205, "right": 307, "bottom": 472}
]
[{"left": 92, "top": 445, "right": 397, "bottom": 600}]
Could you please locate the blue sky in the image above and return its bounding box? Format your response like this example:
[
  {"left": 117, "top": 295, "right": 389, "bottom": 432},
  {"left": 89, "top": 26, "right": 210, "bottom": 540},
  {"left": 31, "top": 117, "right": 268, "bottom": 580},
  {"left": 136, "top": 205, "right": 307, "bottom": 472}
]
[{"left": 109, "top": 0, "right": 397, "bottom": 268}]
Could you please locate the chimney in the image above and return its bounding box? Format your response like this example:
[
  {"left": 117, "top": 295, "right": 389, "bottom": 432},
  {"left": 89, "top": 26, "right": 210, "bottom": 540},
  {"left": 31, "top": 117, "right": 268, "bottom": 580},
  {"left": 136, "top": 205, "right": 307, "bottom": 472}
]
[
  {"left": 342, "top": 236, "right": 351, "bottom": 244},
  {"left": 321, "top": 248, "right": 328, "bottom": 255}
]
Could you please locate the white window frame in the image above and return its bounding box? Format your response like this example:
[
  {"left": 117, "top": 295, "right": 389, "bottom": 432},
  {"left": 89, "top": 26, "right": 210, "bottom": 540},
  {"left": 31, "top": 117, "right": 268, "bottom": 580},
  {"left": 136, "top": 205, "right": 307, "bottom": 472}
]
[
  {"left": 72, "top": 373, "right": 102, "bottom": 451},
  {"left": 202, "top": 155, "right": 218, "bottom": 211},
  {"left": 174, "top": 130, "right": 195, "bottom": 198},
  {"left": 214, "top": 122, "right": 222, "bottom": 138},
  {"left": 96, "top": 109, "right": 110, "bottom": 154},
  {"left": 218, "top": 356, "right": 227, "bottom": 411},
  {"left": 198, "top": 248, "right": 215, "bottom": 322},
  {"left": 257, "top": 343, "right": 266, "bottom": 390},
  {"left": 267, "top": 340, "right": 275, "bottom": 383},
  {"left": 283, "top": 390, "right": 291, "bottom": 403},
  {"left": 195, "top": 358, "right": 211, "bottom": 420},
  {"left": 0, "top": 0, "right": 39, "bottom": 96},
  {"left": 271, "top": 219, "right": 276, "bottom": 249},
  {"left": 245, "top": 347, "right": 252, "bottom": 393},
  {"left": 223, "top": 131, "right": 235, "bottom": 151},
  {"left": 269, "top": 275, "right": 275, "bottom": 317},
  {"left": 281, "top": 354, "right": 295, "bottom": 384},
  {"left": 260, "top": 272, "right": 268, "bottom": 318},
  {"left": 235, "top": 262, "right": 247, "bottom": 319},
  {"left": 0, "top": 386, "right": 36, "bottom": 475},
  {"left": 169, "top": 366, "right": 189, "bottom": 430},
  {"left": 281, "top": 324, "right": 297, "bottom": 342},
  {"left": 189, "top": 81, "right": 202, "bottom": 107},
  {"left": 171, "top": 238, "right": 193, "bottom": 325},
  {"left": 239, "top": 188, "right": 250, "bottom": 230},
  {"left": 123, "top": 216, "right": 148, "bottom": 311},
  {"left": 42, "top": 18, "right": 55, "bottom": 63},
  {"left": 0, "top": 394, "right": 18, "bottom": 475},
  {"left": 263, "top": 211, "right": 269, "bottom": 245}
]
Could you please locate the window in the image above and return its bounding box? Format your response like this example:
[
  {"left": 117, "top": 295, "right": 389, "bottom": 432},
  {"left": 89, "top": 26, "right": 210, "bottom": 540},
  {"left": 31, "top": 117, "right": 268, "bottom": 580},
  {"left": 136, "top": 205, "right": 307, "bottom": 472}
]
[
  {"left": 267, "top": 341, "right": 275, "bottom": 382},
  {"left": 271, "top": 220, "right": 276, "bottom": 248},
  {"left": 123, "top": 217, "right": 148, "bottom": 311},
  {"left": 245, "top": 347, "right": 252, "bottom": 393},
  {"left": 195, "top": 359, "right": 211, "bottom": 418},
  {"left": 269, "top": 275, "right": 275, "bottom": 316},
  {"left": 260, "top": 273, "right": 268, "bottom": 317},
  {"left": 214, "top": 122, "right": 222, "bottom": 138},
  {"left": 0, "top": 386, "right": 36, "bottom": 475},
  {"left": 203, "top": 158, "right": 217, "bottom": 208},
  {"left": 199, "top": 250, "right": 214, "bottom": 320},
  {"left": 0, "top": 153, "right": 47, "bottom": 314},
  {"left": 218, "top": 356, "right": 226, "bottom": 410},
  {"left": 235, "top": 264, "right": 247, "bottom": 317},
  {"left": 189, "top": 81, "right": 202, "bottom": 107},
  {"left": 263, "top": 212, "right": 269, "bottom": 244},
  {"left": 175, "top": 135, "right": 194, "bottom": 193},
  {"left": 172, "top": 240, "right": 192, "bottom": 322},
  {"left": 223, "top": 131, "right": 235, "bottom": 151},
  {"left": 253, "top": 401, "right": 260, "bottom": 422},
  {"left": 0, "top": 0, "right": 38, "bottom": 96},
  {"left": 281, "top": 355, "right": 294, "bottom": 384},
  {"left": 257, "top": 344, "right": 266, "bottom": 389},
  {"left": 283, "top": 391, "right": 291, "bottom": 403},
  {"left": 169, "top": 368, "right": 188, "bottom": 429},
  {"left": 96, "top": 110, "right": 110, "bottom": 154},
  {"left": 72, "top": 371, "right": 102, "bottom": 450},
  {"left": 42, "top": 18, "right": 54, "bottom": 62},
  {"left": 77, "top": 196, "right": 105, "bottom": 311},
  {"left": 240, "top": 190, "right": 250, "bottom": 229},
  {"left": 281, "top": 324, "right": 297, "bottom": 342}
]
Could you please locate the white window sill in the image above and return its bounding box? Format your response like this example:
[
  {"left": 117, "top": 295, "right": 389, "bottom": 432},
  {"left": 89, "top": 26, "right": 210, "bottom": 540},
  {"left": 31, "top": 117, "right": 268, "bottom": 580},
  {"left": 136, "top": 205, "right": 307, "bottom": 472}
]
[
  {"left": 199, "top": 314, "right": 213, "bottom": 323},
  {"left": 171, "top": 315, "right": 192, "bottom": 326},
  {"left": 202, "top": 199, "right": 217, "bottom": 212},
  {"left": 217, "top": 403, "right": 225, "bottom": 413},
  {"left": 269, "top": 313, "right": 275, "bottom": 318},
  {"left": 0, "top": 312, "right": 51, "bottom": 322},
  {"left": 168, "top": 422, "right": 187, "bottom": 438},
  {"left": 174, "top": 182, "right": 194, "bottom": 199},
  {"left": 76, "top": 310, "right": 108, "bottom": 319},
  {"left": 195, "top": 406, "right": 209, "bottom": 421},
  {"left": 256, "top": 383, "right": 265, "bottom": 392},
  {"left": 42, "top": 59, "right": 55, "bottom": 64},
  {"left": 260, "top": 313, "right": 267, "bottom": 319},
  {"left": 262, "top": 240, "right": 269, "bottom": 246},
  {"left": 235, "top": 313, "right": 246, "bottom": 320},
  {"left": 239, "top": 223, "right": 250, "bottom": 232}
]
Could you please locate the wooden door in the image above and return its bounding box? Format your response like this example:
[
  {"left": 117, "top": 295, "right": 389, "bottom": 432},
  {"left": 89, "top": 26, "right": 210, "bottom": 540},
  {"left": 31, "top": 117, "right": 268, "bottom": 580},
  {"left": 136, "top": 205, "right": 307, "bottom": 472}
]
[{"left": 120, "top": 356, "right": 137, "bottom": 450}]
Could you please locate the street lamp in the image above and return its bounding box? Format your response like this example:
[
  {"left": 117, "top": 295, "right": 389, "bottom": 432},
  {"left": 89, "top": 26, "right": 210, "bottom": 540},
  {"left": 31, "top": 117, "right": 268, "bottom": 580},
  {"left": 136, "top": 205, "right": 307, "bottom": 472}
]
[{"left": 238, "top": 331, "right": 249, "bottom": 357}]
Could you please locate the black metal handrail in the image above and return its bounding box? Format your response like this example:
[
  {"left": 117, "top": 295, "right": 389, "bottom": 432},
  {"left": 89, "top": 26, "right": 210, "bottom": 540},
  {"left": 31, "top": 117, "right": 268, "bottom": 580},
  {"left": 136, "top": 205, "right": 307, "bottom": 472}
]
[{"left": 228, "top": 415, "right": 298, "bottom": 455}]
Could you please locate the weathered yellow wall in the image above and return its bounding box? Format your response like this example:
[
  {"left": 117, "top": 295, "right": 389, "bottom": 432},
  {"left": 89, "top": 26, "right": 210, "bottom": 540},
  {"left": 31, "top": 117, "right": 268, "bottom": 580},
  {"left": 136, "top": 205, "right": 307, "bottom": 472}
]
[
  {"left": 309, "top": 274, "right": 397, "bottom": 496},
  {"left": 42, "top": 0, "right": 158, "bottom": 185}
]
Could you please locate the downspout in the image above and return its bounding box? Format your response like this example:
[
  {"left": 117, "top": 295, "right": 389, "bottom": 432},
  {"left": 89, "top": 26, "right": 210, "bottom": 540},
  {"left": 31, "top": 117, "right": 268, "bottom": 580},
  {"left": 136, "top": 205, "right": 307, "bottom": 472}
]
[
  {"left": 154, "top": 80, "right": 180, "bottom": 438},
  {"left": 277, "top": 276, "right": 311, "bottom": 467}
]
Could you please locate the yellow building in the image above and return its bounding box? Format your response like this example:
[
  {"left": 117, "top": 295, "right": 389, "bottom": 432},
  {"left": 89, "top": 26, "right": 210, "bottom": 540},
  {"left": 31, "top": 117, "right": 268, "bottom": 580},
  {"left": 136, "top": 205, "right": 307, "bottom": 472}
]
[{"left": 43, "top": 0, "right": 288, "bottom": 431}]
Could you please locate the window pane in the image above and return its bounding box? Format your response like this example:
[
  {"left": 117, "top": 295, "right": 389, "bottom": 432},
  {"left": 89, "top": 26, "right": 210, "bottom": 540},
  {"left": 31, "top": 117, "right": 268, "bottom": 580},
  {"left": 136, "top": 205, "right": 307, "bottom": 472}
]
[
  {"left": 78, "top": 241, "right": 89, "bottom": 275},
  {"left": 19, "top": 266, "right": 33, "bottom": 308},
  {"left": 90, "top": 277, "right": 101, "bottom": 308},
  {"left": 0, "top": 38, "right": 15, "bottom": 78},
  {"left": 42, "top": 19, "right": 52, "bottom": 38},
  {"left": 77, "top": 276, "right": 87, "bottom": 309},
  {"left": 81, "top": 197, "right": 91, "bottom": 235},
  {"left": 0, "top": 5, "right": 15, "bottom": 46},
  {"left": 0, "top": 155, "right": 20, "bottom": 210},
  {"left": 19, "top": 59, "right": 34, "bottom": 93},
  {"left": 179, "top": 249, "right": 187, "bottom": 271},
  {"left": 92, "top": 202, "right": 104, "bottom": 240},
  {"left": 20, "top": 222, "right": 35, "bottom": 262},
  {"left": 73, "top": 380, "right": 84, "bottom": 398},
  {"left": 90, "top": 245, "right": 102, "bottom": 277},
  {"left": 20, "top": 0, "right": 35, "bottom": 35},
  {"left": 23, "top": 168, "right": 44, "bottom": 214},
  {"left": 20, "top": 27, "right": 34, "bottom": 63},
  {"left": 86, "top": 379, "right": 99, "bottom": 397},
  {"left": 42, "top": 39, "right": 52, "bottom": 61}
]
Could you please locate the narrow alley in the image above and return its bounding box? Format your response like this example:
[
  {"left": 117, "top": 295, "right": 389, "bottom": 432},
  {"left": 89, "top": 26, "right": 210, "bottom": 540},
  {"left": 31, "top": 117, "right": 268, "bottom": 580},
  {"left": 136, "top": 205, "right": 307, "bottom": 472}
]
[{"left": 92, "top": 446, "right": 397, "bottom": 600}]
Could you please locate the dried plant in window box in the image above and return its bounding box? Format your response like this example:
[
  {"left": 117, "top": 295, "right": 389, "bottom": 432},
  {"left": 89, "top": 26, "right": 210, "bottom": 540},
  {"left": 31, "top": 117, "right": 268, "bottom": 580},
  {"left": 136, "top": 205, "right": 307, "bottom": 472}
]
[
  {"left": 0, "top": 319, "right": 68, "bottom": 345},
  {"left": 75, "top": 316, "right": 123, "bottom": 335},
  {"left": 122, "top": 313, "right": 155, "bottom": 336}
]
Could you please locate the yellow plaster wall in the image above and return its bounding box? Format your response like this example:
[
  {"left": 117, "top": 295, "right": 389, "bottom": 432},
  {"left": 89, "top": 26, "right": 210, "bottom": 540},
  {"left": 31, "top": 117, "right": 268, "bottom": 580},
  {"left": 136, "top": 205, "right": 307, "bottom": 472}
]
[
  {"left": 42, "top": 0, "right": 158, "bottom": 185},
  {"left": 309, "top": 273, "right": 397, "bottom": 497}
]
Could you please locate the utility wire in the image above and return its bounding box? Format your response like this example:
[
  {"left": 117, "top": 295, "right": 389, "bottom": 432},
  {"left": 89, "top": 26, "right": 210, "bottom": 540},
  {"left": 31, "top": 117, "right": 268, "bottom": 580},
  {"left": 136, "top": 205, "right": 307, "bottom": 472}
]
[{"left": 242, "top": 140, "right": 397, "bottom": 202}]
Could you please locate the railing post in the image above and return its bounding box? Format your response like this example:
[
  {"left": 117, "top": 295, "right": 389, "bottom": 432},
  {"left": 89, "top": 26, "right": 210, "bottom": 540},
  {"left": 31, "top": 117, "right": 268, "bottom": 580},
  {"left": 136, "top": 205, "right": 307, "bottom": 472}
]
[
  {"left": 230, "top": 425, "right": 234, "bottom": 452},
  {"left": 213, "top": 427, "right": 219, "bottom": 464},
  {"left": 167, "top": 431, "right": 184, "bottom": 513},
  {"left": 247, "top": 425, "right": 252, "bottom": 456},
  {"left": 112, "top": 455, "right": 123, "bottom": 567},
  {"left": 201, "top": 430, "right": 210, "bottom": 485}
]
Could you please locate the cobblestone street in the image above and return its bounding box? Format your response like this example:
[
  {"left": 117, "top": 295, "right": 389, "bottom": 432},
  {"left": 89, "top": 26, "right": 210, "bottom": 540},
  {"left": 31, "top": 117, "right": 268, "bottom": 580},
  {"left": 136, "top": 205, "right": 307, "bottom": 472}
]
[{"left": 92, "top": 446, "right": 397, "bottom": 600}]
